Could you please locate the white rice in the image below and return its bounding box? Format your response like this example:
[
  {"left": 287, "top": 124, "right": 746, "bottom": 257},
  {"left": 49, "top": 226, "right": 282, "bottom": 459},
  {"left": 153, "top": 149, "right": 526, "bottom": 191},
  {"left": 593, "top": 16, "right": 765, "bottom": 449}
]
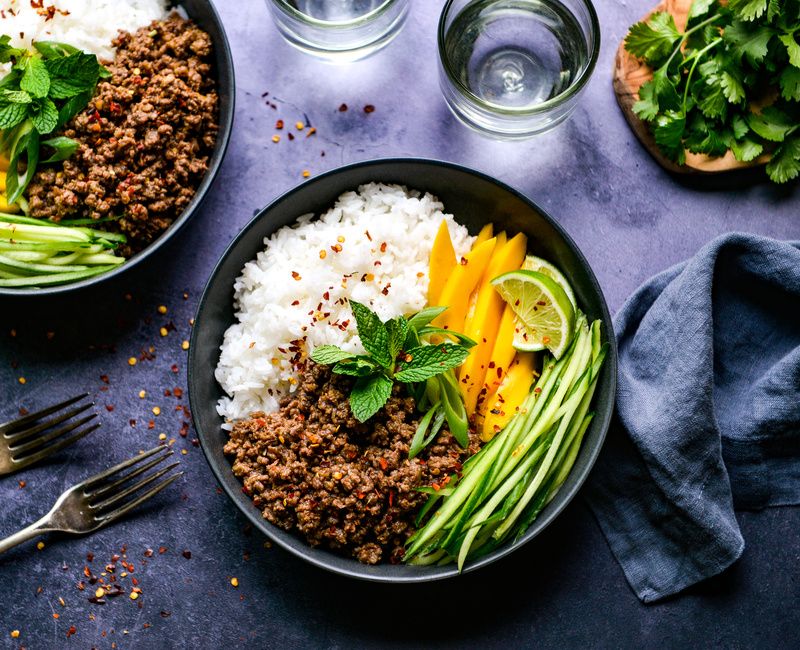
[
  {"left": 0, "top": 0, "right": 169, "bottom": 62},
  {"left": 215, "top": 183, "right": 474, "bottom": 423}
]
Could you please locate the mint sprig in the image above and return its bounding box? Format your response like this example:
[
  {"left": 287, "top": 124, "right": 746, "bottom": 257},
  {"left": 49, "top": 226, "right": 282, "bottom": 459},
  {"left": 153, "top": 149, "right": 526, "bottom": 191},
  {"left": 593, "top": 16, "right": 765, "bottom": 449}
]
[
  {"left": 310, "top": 301, "right": 474, "bottom": 426},
  {"left": 0, "top": 35, "right": 107, "bottom": 204}
]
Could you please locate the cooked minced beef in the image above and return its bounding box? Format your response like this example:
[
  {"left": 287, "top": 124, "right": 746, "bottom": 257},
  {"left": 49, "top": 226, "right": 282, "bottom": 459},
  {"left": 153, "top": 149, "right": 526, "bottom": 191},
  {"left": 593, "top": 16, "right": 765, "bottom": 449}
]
[
  {"left": 27, "top": 13, "right": 219, "bottom": 256},
  {"left": 225, "top": 363, "right": 481, "bottom": 565}
]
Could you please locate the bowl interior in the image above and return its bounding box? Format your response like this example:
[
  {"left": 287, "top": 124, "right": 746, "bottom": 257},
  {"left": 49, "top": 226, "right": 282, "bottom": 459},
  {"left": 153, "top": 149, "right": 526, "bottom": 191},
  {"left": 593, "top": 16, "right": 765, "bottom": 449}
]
[
  {"left": 0, "top": 0, "right": 235, "bottom": 297},
  {"left": 189, "top": 158, "right": 616, "bottom": 582}
]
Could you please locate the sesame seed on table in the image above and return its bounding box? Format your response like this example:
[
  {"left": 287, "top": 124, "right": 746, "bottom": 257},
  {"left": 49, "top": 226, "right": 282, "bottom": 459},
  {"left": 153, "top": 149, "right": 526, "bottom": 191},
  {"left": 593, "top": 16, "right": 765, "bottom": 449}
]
[{"left": 1, "top": 0, "right": 799, "bottom": 648}]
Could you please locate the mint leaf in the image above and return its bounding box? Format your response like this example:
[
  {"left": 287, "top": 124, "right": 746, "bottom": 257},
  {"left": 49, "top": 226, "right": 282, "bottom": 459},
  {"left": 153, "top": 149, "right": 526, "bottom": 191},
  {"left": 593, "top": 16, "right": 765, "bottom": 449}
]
[
  {"left": 20, "top": 56, "right": 50, "bottom": 98},
  {"left": 33, "top": 41, "right": 80, "bottom": 59},
  {"left": 385, "top": 316, "right": 409, "bottom": 360},
  {"left": 310, "top": 345, "right": 355, "bottom": 365},
  {"left": 349, "top": 374, "right": 393, "bottom": 422},
  {"left": 45, "top": 52, "right": 102, "bottom": 99},
  {"left": 407, "top": 306, "right": 447, "bottom": 331},
  {"left": 0, "top": 101, "right": 29, "bottom": 130},
  {"left": 1, "top": 89, "right": 31, "bottom": 103},
  {"left": 780, "top": 66, "right": 800, "bottom": 101},
  {"left": 394, "top": 343, "right": 470, "bottom": 383},
  {"left": 779, "top": 33, "right": 800, "bottom": 68},
  {"left": 729, "top": 0, "right": 768, "bottom": 21},
  {"left": 31, "top": 98, "right": 58, "bottom": 134},
  {"left": 332, "top": 357, "right": 378, "bottom": 377},
  {"left": 416, "top": 326, "right": 477, "bottom": 348},
  {"left": 747, "top": 107, "right": 792, "bottom": 142},
  {"left": 349, "top": 300, "right": 391, "bottom": 368},
  {"left": 766, "top": 137, "right": 800, "bottom": 183},
  {"left": 624, "top": 13, "right": 682, "bottom": 66},
  {"left": 56, "top": 91, "right": 91, "bottom": 128},
  {"left": 0, "top": 35, "right": 25, "bottom": 63}
]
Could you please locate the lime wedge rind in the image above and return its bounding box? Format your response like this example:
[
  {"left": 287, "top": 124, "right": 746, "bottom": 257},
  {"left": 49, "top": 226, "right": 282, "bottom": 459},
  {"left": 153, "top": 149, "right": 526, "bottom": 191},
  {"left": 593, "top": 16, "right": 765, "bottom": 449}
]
[{"left": 521, "top": 255, "right": 577, "bottom": 308}]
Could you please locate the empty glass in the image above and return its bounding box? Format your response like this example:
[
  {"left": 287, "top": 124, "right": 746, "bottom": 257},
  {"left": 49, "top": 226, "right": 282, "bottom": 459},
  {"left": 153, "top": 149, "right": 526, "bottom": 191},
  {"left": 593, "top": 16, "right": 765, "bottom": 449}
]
[
  {"left": 438, "top": 0, "right": 600, "bottom": 138},
  {"left": 266, "top": 0, "right": 410, "bottom": 62}
]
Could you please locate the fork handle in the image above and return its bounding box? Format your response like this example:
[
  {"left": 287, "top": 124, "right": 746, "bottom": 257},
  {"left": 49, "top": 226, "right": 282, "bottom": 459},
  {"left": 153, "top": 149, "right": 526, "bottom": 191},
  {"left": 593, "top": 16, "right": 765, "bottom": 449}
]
[{"left": 0, "top": 516, "right": 56, "bottom": 555}]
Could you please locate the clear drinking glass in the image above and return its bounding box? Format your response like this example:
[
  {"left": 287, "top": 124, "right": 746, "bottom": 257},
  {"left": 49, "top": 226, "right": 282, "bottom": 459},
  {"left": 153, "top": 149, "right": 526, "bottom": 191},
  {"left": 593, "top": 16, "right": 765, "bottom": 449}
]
[
  {"left": 438, "top": 0, "right": 600, "bottom": 139},
  {"left": 266, "top": 0, "right": 410, "bottom": 62}
]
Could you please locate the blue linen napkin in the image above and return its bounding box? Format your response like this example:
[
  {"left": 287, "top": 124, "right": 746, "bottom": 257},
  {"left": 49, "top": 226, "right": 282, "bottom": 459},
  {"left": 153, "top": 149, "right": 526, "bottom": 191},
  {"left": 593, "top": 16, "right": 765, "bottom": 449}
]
[{"left": 586, "top": 232, "right": 800, "bottom": 603}]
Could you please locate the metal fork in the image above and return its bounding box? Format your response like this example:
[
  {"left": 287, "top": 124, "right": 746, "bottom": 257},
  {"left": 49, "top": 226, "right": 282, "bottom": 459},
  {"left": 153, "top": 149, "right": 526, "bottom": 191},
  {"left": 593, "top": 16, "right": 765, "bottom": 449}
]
[
  {"left": 0, "top": 446, "right": 182, "bottom": 554},
  {"left": 0, "top": 394, "right": 99, "bottom": 476}
]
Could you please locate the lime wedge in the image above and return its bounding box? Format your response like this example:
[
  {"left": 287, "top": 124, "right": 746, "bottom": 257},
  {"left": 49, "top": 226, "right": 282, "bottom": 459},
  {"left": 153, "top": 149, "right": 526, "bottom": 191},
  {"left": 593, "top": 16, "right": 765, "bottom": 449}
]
[
  {"left": 521, "top": 255, "right": 577, "bottom": 308},
  {"left": 491, "top": 270, "right": 576, "bottom": 358}
]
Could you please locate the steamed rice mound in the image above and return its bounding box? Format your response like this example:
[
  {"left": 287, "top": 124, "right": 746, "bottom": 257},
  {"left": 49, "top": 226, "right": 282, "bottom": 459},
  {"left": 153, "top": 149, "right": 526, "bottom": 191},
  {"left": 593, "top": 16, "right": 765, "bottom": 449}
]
[{"left": 215, "top": 183, "right": 474, "bottom": 422}]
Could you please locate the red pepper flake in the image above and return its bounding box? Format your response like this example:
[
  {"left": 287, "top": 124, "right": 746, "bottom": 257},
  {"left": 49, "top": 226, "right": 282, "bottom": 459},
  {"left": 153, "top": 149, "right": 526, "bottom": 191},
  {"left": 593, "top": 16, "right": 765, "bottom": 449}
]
[
  {"left": 66, "top": 626, "right": 77, "bottom": 638},
  {"left": 87, "top": 553, "right": 94, "bottom": 562},
  {"left": 100, "top": 374, "right": 109, "bottom": 384},
  {"left": 148, "top": 420, "right": 155, "bottom": 430},
  {"left": 388, "top": 490, "right": 394, "bottom": 507},
  {"left": 460, "top": 257, "right": 468, "bottom": 265},
  {"left": 182, "top": 550, "right": 192, "bottom": 560},
  {"left": 378, "top": 457, "right": 388, "bottom": 471},
  {"left": 18, "top": 406, "right": 28, "bottom": 416},
  {"left": 338, "top": 103, "right": 348, "bottom": 112},
  {"left": 173, "top": 387, "right": 183, "bottom": 398},
  {"left": 379, "top": 242, "right": 387, "bottom": 253},
  {"left": 18, "top": 480, "right": 25, "bottom": 489},
  {"left": 158, "top": 547, "right": 167, "bottom": 555},
  {"left": 144, "top": 548, "right": 154, "bottom": 558},
  {"left": 364, "top": 104, "right": 375, "bottom": 113},
  {"left": 291, "top": 271, "right": 301, "bottom": 281},
  {"left": 381, "top": 284, "right": 391, "bottom": 296},
  {"left": 306, "top": 127, "right": 316, "bottom": 137},
  {"left": 105, "top": 405, "right": 114, "bottom": 412},
  {"left": 171, "top": 364, "right": 179, "bottom": 373},
  {"left": 287, "top": 132, "right": 295, "bottom": 141},
  {"left": 275, "top": 119, "right": 284, "bottom": 129},
  {"left": 160, "top": 610, "right": 172, "bottom": 618}
]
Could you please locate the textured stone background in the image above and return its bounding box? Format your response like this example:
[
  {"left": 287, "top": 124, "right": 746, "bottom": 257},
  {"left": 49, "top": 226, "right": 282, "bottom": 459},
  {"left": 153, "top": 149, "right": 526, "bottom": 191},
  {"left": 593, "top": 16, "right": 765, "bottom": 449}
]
[{"left": 1, "top": 0, "right": 798, "bottom": 648}]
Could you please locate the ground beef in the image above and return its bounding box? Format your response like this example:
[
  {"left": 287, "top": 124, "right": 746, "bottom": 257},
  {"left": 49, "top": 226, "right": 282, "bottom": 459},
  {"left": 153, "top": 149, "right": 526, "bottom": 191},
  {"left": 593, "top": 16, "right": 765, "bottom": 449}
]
[
  {"left": 224, "top": 363, "right": 481, "bottom": 565},
  {"left": 26, "top": 13, "right": 219, "bottom": 256}
]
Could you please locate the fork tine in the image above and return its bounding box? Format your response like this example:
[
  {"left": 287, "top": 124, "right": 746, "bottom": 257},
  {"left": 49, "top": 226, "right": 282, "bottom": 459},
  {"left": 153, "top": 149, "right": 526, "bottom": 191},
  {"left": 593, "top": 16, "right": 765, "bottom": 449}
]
[
  {"left": 87, "top": 449, "right": 174, "bottom": 500},
  {"left": 4, "top": 402, "right": 94, "bottom": 442},
  {"left": 80, "top": 446, "right": 168, "bottom": 490},
  {"left": 11, "top": 423, "right": 100, "bottom": 471},
  {"left": 91, "top": 462, "right": 181, "bottom": 512},
  {"left": 10, "top": 414, "right": 98, "bottom": 456},
  {"left": 96, "top": 472, "right": 183, "bottom": 525},
  {"left": 0, "top": 393, "right": 89, "bottom": 435}
]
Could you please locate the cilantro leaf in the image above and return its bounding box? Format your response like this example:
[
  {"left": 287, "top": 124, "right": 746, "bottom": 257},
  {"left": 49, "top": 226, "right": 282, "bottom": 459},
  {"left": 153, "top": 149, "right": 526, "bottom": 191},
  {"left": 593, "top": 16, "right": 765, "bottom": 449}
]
[
  {"left": 394, "top": 343, "right": 471, "bottom": 383},
  {"left": 720, "top": 69, "right": 746, "bottom": 104},
  {"left": 766, "top": 137, "right": 800, "bottom": 183},
  {"left": 685, "top": 114, "right": 729, "bottom": 155},
  {"left": 349, "top": 374, "right": 393, "bottom": 422},
  {"left": 724, "top": 20, "right": 774, "bottom": 65},
  {"left": 780, "top": 66, "right": 800, "bottom": 101},
  {"left": 730, "top": 137, "right": 764, "bottom": 161},
  {"left": 654, "top": 110, "right": 687, "bottom": 163},
  {"left": 625, "top": 13, "right": 682, "bottom": 66},
  {"left": 688, "top": 0, "right": 717, "bottom": 21},
  {"left": 310, "top": 345, "right": 356, "bottom": 365},
  {"left": 747, "top": 107, "right": 793, "bottom": 141},
  {"left": 20, "top": 56, "right": 49, "bottom": 98},
  {"left": 634, "top": 68, "right": 681, "bottom": 121},
  {"left": 729, "top": 0, "right": 768, "bottom": 21},
  {"left": 730, "top": 113, "right": 750, "bottom": 139},
  {"left": 779, "top": 33, "right": 800, "bottom": 68}
]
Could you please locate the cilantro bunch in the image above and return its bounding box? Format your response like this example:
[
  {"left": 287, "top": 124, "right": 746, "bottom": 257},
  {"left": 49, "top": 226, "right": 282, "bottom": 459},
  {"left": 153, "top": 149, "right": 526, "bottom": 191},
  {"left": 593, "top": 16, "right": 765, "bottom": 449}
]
[
  {"left": 625, "top": 0, "right": 800, "bottom": 182},
  {"left": 311, "top": 302, "right": 474, "bottom": 455},
  {"left": 0, "top": 36, "right": 108, "bottom": 205}
]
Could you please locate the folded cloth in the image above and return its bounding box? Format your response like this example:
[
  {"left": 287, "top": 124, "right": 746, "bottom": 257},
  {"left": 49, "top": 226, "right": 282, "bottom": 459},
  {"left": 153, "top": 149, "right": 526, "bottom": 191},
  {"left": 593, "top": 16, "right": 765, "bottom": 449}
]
[{"left": 586, "top": 233, "right": 800, "bottom": 603}]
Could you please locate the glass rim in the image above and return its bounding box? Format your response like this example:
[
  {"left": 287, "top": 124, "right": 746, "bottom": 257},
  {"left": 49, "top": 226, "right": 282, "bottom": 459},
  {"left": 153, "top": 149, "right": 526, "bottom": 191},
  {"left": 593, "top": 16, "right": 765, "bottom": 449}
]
[
  {"left": 272, "top": 0, "right": 400, "bottom": 28},
  {"left": 437, "top": 0, "right": 601, "bottom": 116}
]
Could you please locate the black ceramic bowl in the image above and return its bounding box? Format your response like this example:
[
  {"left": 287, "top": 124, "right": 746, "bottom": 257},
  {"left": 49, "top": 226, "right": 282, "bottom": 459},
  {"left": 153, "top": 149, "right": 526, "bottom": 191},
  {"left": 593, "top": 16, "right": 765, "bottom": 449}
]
[
  {"left": 0, "top": 0, "right": 235, "bottom": 297},
  {"left": 189, "top": 158, "right": 617, "bottom": 582}
]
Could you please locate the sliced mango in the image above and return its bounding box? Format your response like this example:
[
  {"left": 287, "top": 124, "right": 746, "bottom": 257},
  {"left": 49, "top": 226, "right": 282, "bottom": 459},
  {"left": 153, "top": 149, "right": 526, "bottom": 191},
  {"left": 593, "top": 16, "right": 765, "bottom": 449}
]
[
  {"left": 481, "top": 352, "right": 537, "bottom": 441},
  {"left": 459, "top": 232, "right": 527, "bottom": 416},
  {"left": 0, "top": 171, "right": 6, "bottom": 191},
  {"left": 428, "top": 219, "right": 457, "bottom": 305},
  {"left": 431, "top": 236, "right": 497, "bottom": 335},
  {"left": 478, "top": 304, "right": 520, "bottom": 411},
  {"left": 474, "top": 223, "right": 494, "bottom": 246},
  {"left": 0, "top": 194, "right": 19, "bottom": 214},
  {"left": 0, "top": 157, "right": 8, "bottom": 173}
]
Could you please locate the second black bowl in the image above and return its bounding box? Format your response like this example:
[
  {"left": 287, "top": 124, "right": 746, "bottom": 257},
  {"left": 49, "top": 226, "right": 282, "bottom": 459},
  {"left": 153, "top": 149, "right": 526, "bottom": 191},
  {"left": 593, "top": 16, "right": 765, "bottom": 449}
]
[{"left": 188, "top": 158, "right": 617, "bottom": 582}]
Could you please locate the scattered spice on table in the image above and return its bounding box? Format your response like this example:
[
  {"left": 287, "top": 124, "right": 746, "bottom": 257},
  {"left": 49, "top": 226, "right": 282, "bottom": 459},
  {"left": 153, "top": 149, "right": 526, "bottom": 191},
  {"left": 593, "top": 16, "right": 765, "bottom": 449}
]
[{"left": 364, "top": 104, "right": 375, "bottom": 113}]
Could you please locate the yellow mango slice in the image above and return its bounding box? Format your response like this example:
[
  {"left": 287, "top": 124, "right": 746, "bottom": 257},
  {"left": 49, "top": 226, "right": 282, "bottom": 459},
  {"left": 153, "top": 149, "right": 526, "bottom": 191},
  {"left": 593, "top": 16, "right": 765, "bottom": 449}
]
[
  {"left": 481, "top": 352, "right": 537, "bottom": 441},
  {"left": 478, "top": 304, "right": 519, "bottom": 413},
  {"left": 0, "top": 194, "right": 19, "bottom": 214},
  {"left": 0, "top": 171, "right": 6, "bottom": 191},
  {"left": 0, "top": 157, "right": 8, "bottom": 173},
  {"left": 459, "top": 232, "right": 527, "bottom": 415},
  {"left": 474, "top": 223, "right": 494, "bottom": 246},
  {"left": 432, "top": 237, "right": 497, "bottom": 334},
  {"left": 428, "top": 219, "right": 458, "bottom": 305}
]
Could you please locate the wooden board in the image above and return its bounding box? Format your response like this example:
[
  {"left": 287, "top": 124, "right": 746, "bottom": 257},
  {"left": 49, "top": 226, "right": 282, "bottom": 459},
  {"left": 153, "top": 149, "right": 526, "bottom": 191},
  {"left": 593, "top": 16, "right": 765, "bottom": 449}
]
[{"left": 613, "top": 0, "right": 770, "bottom": 175}]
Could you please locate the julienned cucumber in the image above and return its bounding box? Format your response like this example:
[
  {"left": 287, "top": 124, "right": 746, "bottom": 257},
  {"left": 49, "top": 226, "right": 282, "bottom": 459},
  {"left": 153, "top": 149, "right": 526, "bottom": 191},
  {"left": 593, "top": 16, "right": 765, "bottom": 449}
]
[
  {"left": 0, "top": 212, "right": 125, "bottom": 287},
  {"left": 404, "top": 313, "right": 606, "bottom": 569}
]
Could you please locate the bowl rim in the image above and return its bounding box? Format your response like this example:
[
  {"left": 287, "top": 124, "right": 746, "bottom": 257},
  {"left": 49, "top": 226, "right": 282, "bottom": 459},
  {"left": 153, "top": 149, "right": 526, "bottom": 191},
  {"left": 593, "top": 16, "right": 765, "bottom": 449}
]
[
  {"left": 0, "top": 0, "right": 236, "bottom": 298},
  {"left": 188, "top": 157, "right": 617, "bottom": 583}
]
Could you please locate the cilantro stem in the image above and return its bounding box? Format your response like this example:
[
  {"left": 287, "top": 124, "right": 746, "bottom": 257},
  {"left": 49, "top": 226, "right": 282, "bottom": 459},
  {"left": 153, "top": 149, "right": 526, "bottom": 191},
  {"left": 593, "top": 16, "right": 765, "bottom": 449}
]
[
  {"left": 681, "top": 38, "right": 722, "bottom": 110},
  {"left": 662, "top": 13, "right": 724, "bottom": 72}
]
